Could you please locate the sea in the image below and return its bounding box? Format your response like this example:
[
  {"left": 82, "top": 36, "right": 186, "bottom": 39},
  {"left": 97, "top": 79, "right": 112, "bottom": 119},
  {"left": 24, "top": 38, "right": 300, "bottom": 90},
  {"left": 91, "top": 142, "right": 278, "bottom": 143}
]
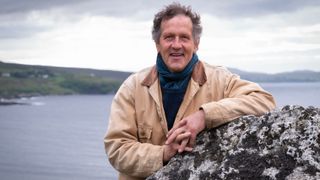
[{"left": 0, "top": 82, "right": 319, "bottom": 180}]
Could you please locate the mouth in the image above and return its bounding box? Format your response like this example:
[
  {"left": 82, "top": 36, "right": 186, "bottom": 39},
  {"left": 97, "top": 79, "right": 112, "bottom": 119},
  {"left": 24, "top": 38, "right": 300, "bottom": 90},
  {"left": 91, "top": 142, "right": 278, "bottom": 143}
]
[{"left": 169, "top": 53, "right": 184, "bottom": 57}]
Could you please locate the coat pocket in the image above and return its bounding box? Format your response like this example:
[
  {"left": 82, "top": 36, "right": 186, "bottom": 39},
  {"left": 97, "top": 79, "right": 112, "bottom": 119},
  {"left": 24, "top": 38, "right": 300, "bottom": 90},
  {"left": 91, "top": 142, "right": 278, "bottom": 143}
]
[{"left": 138, "top": 125, "right": 152, "bottom": 143}]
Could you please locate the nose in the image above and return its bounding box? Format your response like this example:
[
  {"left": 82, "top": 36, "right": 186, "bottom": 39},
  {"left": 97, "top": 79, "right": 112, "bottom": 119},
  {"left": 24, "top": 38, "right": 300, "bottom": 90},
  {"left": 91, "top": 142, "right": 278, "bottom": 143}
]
[{"left": 171, "top": 37, "right": 182, "bottom": 49}]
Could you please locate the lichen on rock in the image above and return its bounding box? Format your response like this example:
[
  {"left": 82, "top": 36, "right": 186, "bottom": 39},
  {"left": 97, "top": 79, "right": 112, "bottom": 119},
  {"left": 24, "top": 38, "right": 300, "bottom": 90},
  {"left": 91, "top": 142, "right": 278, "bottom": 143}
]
[{"left": 147, "top": 105, "right": 320, "bottom": 180}]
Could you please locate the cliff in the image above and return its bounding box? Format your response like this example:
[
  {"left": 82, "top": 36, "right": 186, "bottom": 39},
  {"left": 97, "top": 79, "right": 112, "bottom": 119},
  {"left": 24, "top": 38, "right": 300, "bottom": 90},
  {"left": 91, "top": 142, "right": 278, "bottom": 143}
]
[{"left": 147, "top": 105, "right": 320, "bottom": 180}]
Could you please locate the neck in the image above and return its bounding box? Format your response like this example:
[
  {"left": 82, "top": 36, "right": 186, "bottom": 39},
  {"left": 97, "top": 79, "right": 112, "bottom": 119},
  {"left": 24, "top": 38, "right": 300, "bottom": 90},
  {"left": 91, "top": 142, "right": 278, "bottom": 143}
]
[{"left": 156, "top": 53, "right": 199, "bottom": 90}]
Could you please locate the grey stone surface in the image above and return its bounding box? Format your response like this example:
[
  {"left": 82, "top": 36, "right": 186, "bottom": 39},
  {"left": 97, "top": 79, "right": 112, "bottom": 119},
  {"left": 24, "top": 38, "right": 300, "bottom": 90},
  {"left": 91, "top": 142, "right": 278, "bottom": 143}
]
[{"left": 147, "top": 105, "right": 320, "bottom": 180}]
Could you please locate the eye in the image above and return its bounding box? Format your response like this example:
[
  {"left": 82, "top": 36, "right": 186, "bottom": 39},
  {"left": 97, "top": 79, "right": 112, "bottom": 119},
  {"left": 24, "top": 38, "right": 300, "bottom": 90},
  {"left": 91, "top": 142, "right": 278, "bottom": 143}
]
[
  {"left": 164, "top": 35, "right": 173, "bottom": 41},
  {"left": 181, "top": 34, "right": 190, "bottom": 41},
  {"left": 180, "top": 37, "right": 189, "bottom": 42}
]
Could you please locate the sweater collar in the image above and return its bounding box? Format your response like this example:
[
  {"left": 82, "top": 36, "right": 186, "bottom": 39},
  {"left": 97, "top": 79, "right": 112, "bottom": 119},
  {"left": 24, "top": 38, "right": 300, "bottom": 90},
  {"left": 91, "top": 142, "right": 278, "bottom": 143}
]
[
  {"left": 156, "top": 53, "right": 198, "bottom": 90},
  {"left": 141, "top": 60, "right": 207, "bottom": 87}
]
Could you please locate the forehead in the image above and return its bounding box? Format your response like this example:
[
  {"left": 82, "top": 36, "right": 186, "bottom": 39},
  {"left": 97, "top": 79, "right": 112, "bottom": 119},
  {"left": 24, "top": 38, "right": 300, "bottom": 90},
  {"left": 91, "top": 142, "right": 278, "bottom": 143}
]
[{"left": 160, "top": 15, "right": 193, "bottom": 34}]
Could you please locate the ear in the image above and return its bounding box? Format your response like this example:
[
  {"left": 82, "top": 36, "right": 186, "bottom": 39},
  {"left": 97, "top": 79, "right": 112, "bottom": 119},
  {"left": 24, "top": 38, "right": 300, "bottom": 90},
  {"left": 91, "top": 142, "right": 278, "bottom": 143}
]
[
  {"left": 155, "top": 42, "right": 161, "bottom": 52},
  {"left": 194, "top": 41, "right": 199, "bottom": 52}
]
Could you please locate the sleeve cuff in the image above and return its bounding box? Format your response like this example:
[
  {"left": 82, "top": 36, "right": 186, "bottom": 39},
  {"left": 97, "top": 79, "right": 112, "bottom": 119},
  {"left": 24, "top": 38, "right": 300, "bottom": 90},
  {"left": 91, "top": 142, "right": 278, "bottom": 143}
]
[{"left": 200, "top": 102, "right": 226, "bottom": 129}]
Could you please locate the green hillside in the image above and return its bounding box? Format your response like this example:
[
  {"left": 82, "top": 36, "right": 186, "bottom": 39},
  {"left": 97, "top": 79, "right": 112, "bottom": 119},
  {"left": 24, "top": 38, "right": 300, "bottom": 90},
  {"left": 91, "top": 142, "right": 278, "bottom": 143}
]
[
  {"left": 0, "top": 61, "right": 131, "bottom": 99},
  {"left": 1, "top": 61, "right": 320, "bottom": 99}
]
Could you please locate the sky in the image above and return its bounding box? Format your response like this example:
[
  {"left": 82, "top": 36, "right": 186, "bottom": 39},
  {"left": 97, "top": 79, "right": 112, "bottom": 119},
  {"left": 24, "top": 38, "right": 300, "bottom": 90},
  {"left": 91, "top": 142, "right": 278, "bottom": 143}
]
[{"left": 0, "top": 0, "right": 319, "bottom": 74}]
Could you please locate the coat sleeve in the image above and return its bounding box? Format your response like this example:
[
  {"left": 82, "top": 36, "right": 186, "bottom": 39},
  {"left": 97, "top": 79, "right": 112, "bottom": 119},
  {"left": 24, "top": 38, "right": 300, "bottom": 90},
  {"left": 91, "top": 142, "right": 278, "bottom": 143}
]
[
  {"left": 201, "top": 70, "right": 276, "bottom": 129},
  {"left": 104, "top": 79, "right": 163, "bottom": 178}
]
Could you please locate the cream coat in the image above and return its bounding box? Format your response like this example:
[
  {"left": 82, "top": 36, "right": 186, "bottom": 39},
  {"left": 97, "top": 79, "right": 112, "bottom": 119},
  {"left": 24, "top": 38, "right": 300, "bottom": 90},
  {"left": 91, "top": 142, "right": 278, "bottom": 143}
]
[{"left": 104, "top": 61, "right": 276, "bottom": 180}]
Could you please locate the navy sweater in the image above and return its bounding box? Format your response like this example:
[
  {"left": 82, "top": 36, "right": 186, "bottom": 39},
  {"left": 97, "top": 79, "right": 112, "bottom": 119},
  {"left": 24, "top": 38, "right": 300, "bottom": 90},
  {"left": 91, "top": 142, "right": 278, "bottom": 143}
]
[{"left": 162, "top": 87, "right": 186, "bottom": 130}]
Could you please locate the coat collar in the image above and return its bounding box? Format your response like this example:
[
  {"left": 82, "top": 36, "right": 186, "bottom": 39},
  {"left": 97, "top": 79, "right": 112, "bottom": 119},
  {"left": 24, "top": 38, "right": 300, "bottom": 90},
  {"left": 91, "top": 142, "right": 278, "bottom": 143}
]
[{"left": 141, "top": 61, "right": 207, "bottom": 87}]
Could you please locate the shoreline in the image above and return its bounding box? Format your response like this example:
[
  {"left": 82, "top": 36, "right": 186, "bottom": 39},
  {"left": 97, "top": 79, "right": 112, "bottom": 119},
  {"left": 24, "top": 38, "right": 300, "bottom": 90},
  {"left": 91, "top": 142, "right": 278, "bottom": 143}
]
[
  {"left": 0, "top": 94, "right": 116, "bottom": 106},
  {"left": 0, "top": 99, "right": 29, "bottom": 106}
]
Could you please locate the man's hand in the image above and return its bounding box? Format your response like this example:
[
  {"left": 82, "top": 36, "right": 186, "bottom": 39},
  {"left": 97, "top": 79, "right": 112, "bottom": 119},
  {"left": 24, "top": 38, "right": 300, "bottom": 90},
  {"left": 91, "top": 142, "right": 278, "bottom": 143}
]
[
  {"left": 163, "top": 132, "right": 192, "bottom": 163},
  {"left": 166, "top": 110, "right": 206, "bottom": 153}
]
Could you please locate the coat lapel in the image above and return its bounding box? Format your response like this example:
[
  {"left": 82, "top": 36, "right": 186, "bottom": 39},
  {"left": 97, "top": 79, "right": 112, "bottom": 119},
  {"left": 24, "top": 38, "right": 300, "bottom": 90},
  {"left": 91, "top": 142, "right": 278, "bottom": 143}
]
[
  {"left": 174, "top": 61, "right": 207, "bottom": 125},
  {"left": 148, "top": 79, "right": 169, "bottom": 134},
  {"left": 174, "top": 79, "right": 200, "bottom": 123}
]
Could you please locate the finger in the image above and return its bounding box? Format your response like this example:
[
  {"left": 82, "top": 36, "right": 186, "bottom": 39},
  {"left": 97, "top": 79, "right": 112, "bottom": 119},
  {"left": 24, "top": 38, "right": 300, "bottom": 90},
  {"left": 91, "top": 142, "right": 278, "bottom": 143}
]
[
  {"left": 175, "top": 132, "right": 191, "bottom": 142},
  {"left": 167, "top": 120, "right": 187, "bottom": 137},
  {"left": 167, "top": 121, "right": 185, "bottom": 138},
  {"left": 188, "top": 134, "right": 197, "bottom": 148},
  {"left": 170, "top": 140, "right": 192, "bottom": 152},
  {"left": 178, "top": 139, "right": 189, "bottom": 153},
  {"left": 171, "top": 142, "right": 182, "bottom": 150},
  {"left": 165, "top": 127, "right": 187, "bottom": 145},
  {"left": 184, "top": 146, "right": 193, "bottom": 152}
]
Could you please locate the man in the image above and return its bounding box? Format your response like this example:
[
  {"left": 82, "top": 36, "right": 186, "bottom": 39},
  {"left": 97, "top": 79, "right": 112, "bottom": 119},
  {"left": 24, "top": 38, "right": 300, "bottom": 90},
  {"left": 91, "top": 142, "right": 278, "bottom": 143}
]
[{"left": 104, "top": 3, "right": 275, "bottom": 180}]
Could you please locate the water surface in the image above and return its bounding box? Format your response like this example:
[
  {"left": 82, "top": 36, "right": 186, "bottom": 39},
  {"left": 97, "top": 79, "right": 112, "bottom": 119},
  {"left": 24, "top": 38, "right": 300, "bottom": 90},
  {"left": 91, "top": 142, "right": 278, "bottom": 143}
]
[
  {"left": 260, "top": 82, "right": 320, "bottom": 108},
  {"left": 0, "top": 82, "right": 319, "bottom": 180},
  {"left": 0, "top": 95, "right": 118, "bottom": 180}
]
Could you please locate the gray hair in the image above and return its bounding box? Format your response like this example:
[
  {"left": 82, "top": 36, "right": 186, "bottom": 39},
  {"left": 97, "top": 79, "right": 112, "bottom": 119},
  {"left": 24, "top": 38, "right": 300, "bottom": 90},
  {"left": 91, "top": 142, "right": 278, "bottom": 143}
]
[{"left": 152, "top": 3, "right": 202, "bottom": 44}]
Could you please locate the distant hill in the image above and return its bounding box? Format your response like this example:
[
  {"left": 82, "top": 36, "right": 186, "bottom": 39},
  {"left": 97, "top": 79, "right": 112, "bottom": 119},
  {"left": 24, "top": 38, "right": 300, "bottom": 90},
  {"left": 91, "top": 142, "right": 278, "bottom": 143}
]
[
  {"left": 0, "top": 61, "right": 319, "bottom": 99},
  {"left": 0, "top": 61, "right": 131, "bottom": 81},
  {"left": 0, "top": 61, "right": 132, "bottom": 99},
  {"left": 228, "top": 68, "right": 320, "bottom": 82}
]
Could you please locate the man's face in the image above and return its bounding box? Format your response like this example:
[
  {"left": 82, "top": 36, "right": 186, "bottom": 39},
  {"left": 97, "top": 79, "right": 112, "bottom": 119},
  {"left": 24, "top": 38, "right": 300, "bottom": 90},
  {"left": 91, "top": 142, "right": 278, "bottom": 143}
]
[{"left": 156, "top": 15, "right": 199, "bottom": 72}]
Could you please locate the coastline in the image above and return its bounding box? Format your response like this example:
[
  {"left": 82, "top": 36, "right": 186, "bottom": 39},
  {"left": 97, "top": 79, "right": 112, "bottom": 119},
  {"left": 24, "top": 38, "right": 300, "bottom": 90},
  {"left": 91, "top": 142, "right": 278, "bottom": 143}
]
[{"left": 0, "top": 98, "right": 30, "bottom": 106}]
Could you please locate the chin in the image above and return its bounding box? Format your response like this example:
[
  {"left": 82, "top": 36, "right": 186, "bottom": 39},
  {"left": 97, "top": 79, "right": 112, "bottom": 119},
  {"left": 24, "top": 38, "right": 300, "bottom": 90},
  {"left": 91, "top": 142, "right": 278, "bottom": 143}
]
[{"left": 168, "top": 65, "right": 184, "bottom": 72}]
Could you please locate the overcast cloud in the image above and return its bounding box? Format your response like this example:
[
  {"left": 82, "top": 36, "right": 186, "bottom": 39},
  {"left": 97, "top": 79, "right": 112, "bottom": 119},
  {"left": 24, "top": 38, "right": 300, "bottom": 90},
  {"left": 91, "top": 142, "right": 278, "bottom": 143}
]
[{"left": 0, "top": 0, "right": 319, "bottom": 73}]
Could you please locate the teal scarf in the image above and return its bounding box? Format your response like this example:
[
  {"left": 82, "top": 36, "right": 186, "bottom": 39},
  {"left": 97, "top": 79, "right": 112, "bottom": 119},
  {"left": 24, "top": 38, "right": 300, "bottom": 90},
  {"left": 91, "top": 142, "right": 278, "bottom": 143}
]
[{"left": 156, "top": 53, "right": 199, "bottom": 90}]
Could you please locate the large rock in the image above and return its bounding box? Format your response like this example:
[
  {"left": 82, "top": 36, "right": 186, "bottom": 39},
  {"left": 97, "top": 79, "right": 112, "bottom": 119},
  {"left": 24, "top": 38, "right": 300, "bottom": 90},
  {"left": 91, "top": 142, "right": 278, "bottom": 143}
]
[{"left": 147, "top": 105, "right": 320, "bottom": 180}]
